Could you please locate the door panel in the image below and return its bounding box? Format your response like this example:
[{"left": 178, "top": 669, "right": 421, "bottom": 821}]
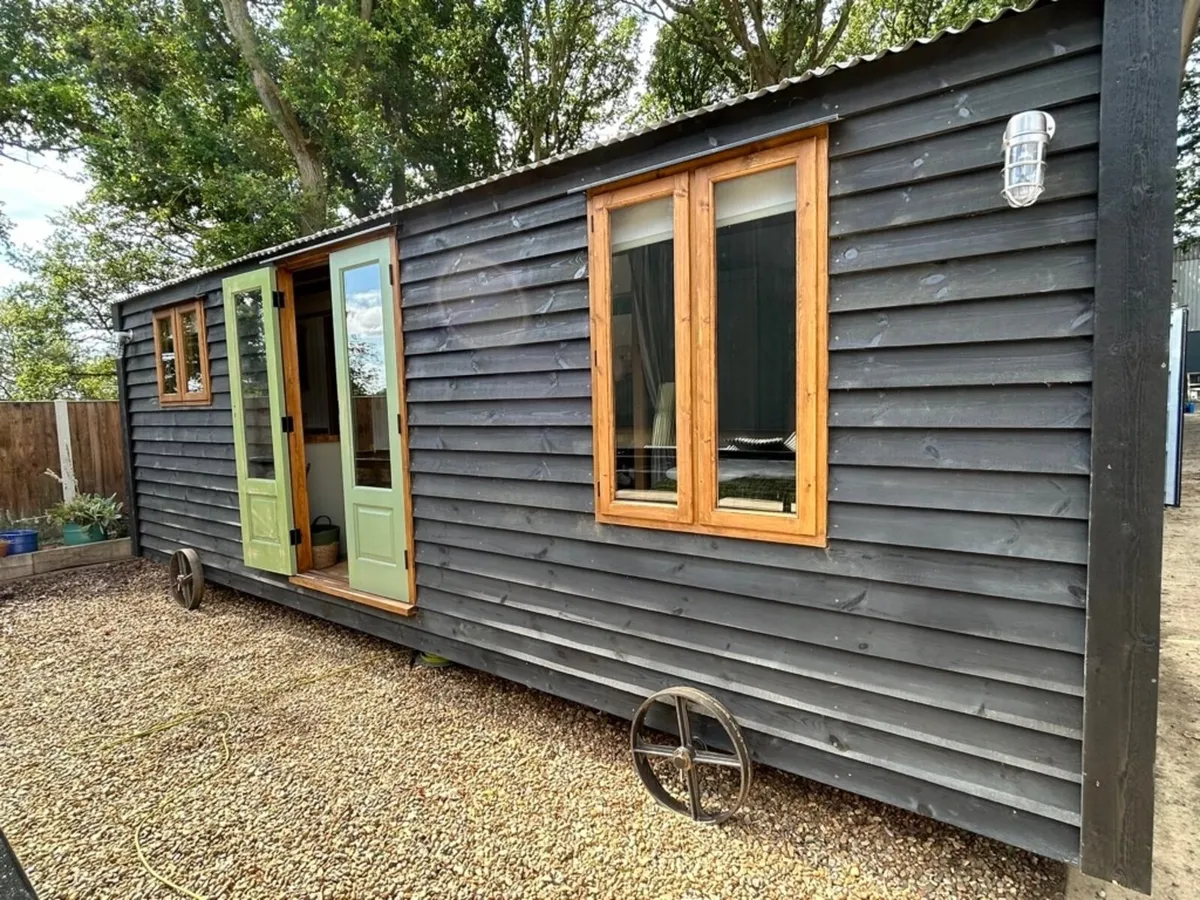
[
  {"left": 223, "top": 267, "right": 297, "bottom": 575},
  {"left": 329, "top": 239, "right": 410, "bottom": 601}
]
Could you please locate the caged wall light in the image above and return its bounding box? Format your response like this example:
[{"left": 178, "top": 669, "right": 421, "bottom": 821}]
[{"left": 1002, "top": 110, "right": 1056, "bottom": 208}]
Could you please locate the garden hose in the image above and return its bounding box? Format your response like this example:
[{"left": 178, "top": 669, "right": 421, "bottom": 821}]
[{"left": 83, "top": 654, "right": 395, "bottom": 900}]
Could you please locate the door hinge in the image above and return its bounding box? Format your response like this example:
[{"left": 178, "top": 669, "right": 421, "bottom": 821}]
[
  {"left": 388, "top": 263, "right": 394, "bottom": 285},
  {"left": 289, "top": 528, "right": 302, "bottom": 546},
  {"left": 397, "top": 411, "right": 403, "bottom": 434},
  {"left": 403, "top": 549, "right": 409, "bottom": 569},
  {"left": 272, "top": 290, "right": 286, "bottom": 309},
  {"left": 281, "top": 415, "right": 294, "bottom": 434}
]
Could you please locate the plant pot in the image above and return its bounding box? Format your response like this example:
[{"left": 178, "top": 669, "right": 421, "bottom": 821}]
[
  {"left": 0, "top": 529, "right": 38, "bottom": 555},
  {"left": 62, "top": 523, "right": 106, "bottom": 546}
]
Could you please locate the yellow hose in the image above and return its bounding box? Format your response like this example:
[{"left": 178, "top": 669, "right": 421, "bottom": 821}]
[{"left": 85, "top": 653, "right": 392, "bottom": 899}]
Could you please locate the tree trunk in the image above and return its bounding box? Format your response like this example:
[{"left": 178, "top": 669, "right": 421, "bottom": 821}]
[{"left": 218, "top": 0, "right": 328, "bottom": 234}]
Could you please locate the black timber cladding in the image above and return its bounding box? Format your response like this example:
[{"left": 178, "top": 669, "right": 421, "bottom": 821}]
[
  {"left": 117, "top": 0, "right": 1101, "bottom": 867},
  {"left": 1079, "top": 0, "right": 1180, "bottom": 891}
]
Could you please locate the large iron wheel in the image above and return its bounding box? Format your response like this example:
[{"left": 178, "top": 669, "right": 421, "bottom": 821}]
[
  {"left": 168, "top": 548, "right": 205, "bottom": 610},
  {"left": 630, "top": 686, "right": 752, "bottom": 824}
]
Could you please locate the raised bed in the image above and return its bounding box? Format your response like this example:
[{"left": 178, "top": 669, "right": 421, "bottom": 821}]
[{"left": 0, "top": 538, "right": 131, "bottom": 584}]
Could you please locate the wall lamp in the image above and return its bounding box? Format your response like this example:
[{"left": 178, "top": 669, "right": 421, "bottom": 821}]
[{"left": 1002, "top": 110, "right": 1056, "bottom": 208}]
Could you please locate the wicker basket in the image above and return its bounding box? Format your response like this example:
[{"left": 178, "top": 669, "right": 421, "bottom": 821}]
[{"left": 311, "top": 516, "right": 340, "bottom": 569}]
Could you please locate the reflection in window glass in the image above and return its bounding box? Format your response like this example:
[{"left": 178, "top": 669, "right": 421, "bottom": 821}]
[
  {"left": 181, "top": 309, "right": 204, "bottom": 394},
  {"left": 234, "top": 288, "right": 275, "bottom": 479},
  {"left": 714, "top": 166, "right": 797, "bottom": 514},
  {"left": 610, "top": 197, "right": 676, "bottom": 503},
  {"left": 157, "top": 316, "right": 177, "bottom": 394},
  {"left": 343, "top": 262, "right": 392, "bottom": 489}
]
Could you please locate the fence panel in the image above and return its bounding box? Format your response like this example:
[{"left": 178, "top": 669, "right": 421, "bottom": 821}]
[
  {"left": 68, "top": 402, "right": 126, "bottom": 500},
  {"left": 0, "top": 401, "right": 125, "bottom": 520},
  {"left": 0, "top": 403, "right": 63, "bottom": 519}
]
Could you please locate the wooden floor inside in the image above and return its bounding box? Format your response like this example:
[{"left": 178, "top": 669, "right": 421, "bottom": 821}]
[{"left": 290, "top": 561, "right": 415, "bottom": 617}]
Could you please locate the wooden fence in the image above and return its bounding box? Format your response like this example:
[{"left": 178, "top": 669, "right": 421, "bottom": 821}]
[{"left": 0, "top": 401, "right": 126, "bottom": 519}]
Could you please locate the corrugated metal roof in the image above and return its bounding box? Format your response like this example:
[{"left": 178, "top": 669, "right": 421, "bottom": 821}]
[{"left": 118, "top": 0, "right": 1050, "bottom": 305}]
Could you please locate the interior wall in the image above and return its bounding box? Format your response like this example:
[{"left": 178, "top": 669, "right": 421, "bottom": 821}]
[{"left": 305, "top": 440, "right": 345, "bottom": 550}]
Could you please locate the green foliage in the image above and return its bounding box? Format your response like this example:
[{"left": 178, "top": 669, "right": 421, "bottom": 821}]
[
  {"left": 0, "top": 197, "right": 185, "bottom": 400},
  {"left": 0, "top": 0, "right": 93, "bottom": 155},
  {"left": 838, "top": 0, "right": 1018, "bottom": 58},
  {"left": 47, "top": 490, "right": 124, "bottom": 535},
  {"left": 503, "top": 0, "right": 640, "bottom": 165},
  {"left": 1179, "top": 38, "right": 1200, "bottom": 248},
  {"left": 638, "top": 0, "right": 1020, "bottom": 119},
  {"left": 636, "top": 0, "right": 855, "bottom": 118}
]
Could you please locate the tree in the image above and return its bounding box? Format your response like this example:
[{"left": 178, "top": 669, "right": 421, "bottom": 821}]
[
  {"left": 8, "top": 0, "right": 514, "bottom": 265},
  {"left": 502, "top": 0, "right": 641, "bottom": 165},
  {"left": 635, "top": 0, "right": 855, "bottom": 118},
  {"left": 219, "top": 0, "right": 329, "bottom": 234},
  {"left": 0, "top": 198, "right": 190, "bottom": 400},
  {"left": 1179, "top": 36, "right": 1200, "bottom": 248},
  {"left": 837, "top": 0, "right": 1018, "bottom": 58},
  {"left": 638, "top": 0, "right": 1022, "bottom": 120}
]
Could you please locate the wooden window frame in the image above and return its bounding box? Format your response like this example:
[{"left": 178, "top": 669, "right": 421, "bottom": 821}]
[
  {"left": 153, "top": 299, "right": 212, "bottom": 406},
  {"left": 587, "top": 130, "right": 829, "bottom": 547}
]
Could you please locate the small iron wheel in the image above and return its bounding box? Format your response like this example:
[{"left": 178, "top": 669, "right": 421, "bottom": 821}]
[
  {"left": 169, "top": 548, "right": 205, "bottom": 610},
  {"left": 630, "top": 686, "right": 752, "bottom": 824}
]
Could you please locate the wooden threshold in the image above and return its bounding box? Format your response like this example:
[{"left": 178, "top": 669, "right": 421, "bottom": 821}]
[{"left": 290, "top": 562, "right": 415, "bottom": 617}]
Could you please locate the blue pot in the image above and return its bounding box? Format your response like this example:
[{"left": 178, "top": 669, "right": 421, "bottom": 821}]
[{"left": 0, "top": 529, "right": 39, "bottom": 555}]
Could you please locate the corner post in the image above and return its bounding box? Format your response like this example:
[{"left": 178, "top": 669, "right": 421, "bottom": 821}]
[
  {"left": 112, "top": 301, "right": 141, "bottom": 557},
  {"left": 1082, "top": 0, "right": 1182, "bottom": 890}
]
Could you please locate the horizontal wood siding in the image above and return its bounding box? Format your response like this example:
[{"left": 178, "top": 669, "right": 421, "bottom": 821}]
[{"left": 118, "top": 0, "right": 1096, "bottom": 867}]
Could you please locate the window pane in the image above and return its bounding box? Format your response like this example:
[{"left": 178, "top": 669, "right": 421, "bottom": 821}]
[
  {"left": 714, "top": 166, "right": 797, "bottom": 514},
  {"left": 157, "top": 316, "right": 177, "bottom": 395},
  {"left": 343, "top": 262, "right": 392, "bottom": 489},
  {"left": 233, "top": 288, "right": 275, "bottom": 480},
  {"left": 610, "top": 196, "right": 676, "bottom": 503},
  {"left": 180, "top": 309, "right": 205, "bottom": 394}
]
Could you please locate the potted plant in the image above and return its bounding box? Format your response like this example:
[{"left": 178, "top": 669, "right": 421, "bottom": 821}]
[{"left": 48, "top": 494, "right": 123, "bottom": 546}]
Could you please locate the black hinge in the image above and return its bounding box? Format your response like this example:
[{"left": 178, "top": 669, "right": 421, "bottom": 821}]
[
  {"left": 397, "top": 411, "right": 403, "bottom": 434},
  {"left": 388, "top": 263, "right": 394, "bottom": 285},
  {"left": 289, "top": 528, "right": 302, "bottom": 546},
  {"left": 403, "top": 549, "right": 409, "bottom": 569},
  {"left": 272, "top": 290, "right": 285, "bottom": 309},
  {"left": 281, "top": 415, "right": 294, "bottom": 433}
]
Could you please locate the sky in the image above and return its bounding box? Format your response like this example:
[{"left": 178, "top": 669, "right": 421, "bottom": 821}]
[{"left": 0, "top": 152, "right": 90, "bottom": 288}]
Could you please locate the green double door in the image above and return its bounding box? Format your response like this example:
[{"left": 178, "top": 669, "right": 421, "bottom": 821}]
[{"left": 222, "top": 238, "right": 410, "bottom": 603}]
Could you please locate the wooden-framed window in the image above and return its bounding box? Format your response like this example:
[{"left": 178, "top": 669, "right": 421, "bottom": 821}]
[
  {"left": 153, "top": 299, "right": 212, "bottom": 405},
  {"left": 588, "top": 131, "right": 828, "bottom": 546}
]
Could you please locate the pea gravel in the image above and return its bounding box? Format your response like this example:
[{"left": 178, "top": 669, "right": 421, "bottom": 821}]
[{"left": 1, "top": 560, "right": 1067, "bottom": 899}]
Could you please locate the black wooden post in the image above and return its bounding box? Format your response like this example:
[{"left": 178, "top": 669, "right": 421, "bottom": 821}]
[
  {"left": 111, "top": 301, "right": 141, "bottom": 557},
  {"left": 1082, "top": 0, "right": 1182, "bottom": 891}
]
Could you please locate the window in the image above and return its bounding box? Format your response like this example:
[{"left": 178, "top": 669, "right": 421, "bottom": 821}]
[
  {"left": 153, "top": 299, "right": 211, "bottom": 405},
  {"left": 588, "top": 132, "right": 828, "bottom": 546}
]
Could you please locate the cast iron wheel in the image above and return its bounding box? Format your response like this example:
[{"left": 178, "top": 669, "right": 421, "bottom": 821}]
[
  {"left": 630, "top": 686, "right": 752, "bottom": 824},
  {"left": 169, "top": 548, "right": 205, "bottom": 610}
]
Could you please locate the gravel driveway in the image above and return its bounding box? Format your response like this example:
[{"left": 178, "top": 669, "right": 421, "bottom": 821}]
[{"left": 1, "top": 560, "right": 1065, "bottom": 899}]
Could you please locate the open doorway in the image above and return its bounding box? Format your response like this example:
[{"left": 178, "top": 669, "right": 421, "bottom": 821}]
[
  {"left": 291, "top": 264, "right": 349, "bottom": 586},
  {"left": 274, "top": 237, "right": 414, "bottom": 612}
]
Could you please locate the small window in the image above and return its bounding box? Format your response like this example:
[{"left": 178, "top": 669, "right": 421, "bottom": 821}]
[
  {"left": 153, "top": 300, "right": 211, "bottom": 405},
  {"left": 588, "top": 132, "right": 829, "bottom": 546}
]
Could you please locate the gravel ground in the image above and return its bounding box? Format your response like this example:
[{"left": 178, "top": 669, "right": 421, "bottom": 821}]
[{"left": 1, "top": 560, "right": 1065, "bottom": 899}]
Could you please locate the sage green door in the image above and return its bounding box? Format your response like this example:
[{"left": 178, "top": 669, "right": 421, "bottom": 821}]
[
  {"left": 329, "top": 239, "right": 410, "bottom": 602},
  {"left": 223, "top": 267, "right": 296, "bottom": 575}
]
